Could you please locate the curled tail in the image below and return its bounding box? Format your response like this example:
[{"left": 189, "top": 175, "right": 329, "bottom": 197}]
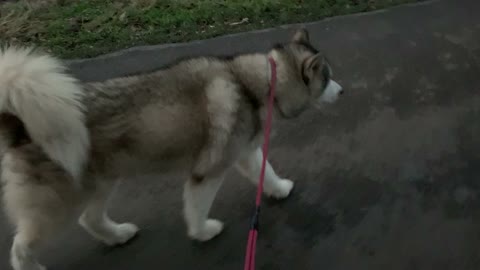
[{"left": 0, "top": 47, "right": 90, "bottom": 184}]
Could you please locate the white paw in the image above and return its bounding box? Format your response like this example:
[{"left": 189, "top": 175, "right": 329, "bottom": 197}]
[
  {"left": 267, "top": 179, "right": 294, "bottom": 199},
  {"left": 15, "top": 263, "right": 46, "bottom": 270},
  {"left": 106, "top": 223, "right": 139, "bottom": 246},
  {"left": 11, "top": 254, "right": 46, "bottom": 270},
  {"left": 188, "top": 219, "right": 224, "bottom": 242}
]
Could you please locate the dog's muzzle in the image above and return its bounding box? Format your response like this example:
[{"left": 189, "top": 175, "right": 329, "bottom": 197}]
[{"left": 319, "top": 80, "right": 343, "bottom": 104}]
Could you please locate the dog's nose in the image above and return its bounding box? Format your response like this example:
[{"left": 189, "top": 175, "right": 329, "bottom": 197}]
[{"left": 339, "top": 89, "right": 344, "bottom": 95}]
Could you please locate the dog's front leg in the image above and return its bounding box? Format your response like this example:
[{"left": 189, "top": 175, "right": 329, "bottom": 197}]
[
  {"left": 183, "top": 173, "right": 225, "bottom": 241},
  {"left": 236, "top": 148, "right": 294, "bottom": 199}
]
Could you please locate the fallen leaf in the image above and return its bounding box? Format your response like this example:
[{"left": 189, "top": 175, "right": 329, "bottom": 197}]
[{"left": 228, "top": 17, "right": 249, "bottom": 26}]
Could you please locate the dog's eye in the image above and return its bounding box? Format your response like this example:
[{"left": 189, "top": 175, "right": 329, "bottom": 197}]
[{"left": 322, "top": 65, "right": 331, "bottom": 84}]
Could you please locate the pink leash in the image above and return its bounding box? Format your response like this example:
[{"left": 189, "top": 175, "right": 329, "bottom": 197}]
[{"left": 243, "top": 57, "right": 277, "bottom": 270}]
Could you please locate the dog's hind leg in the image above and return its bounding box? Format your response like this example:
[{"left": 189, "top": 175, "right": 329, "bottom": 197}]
[
  {"left": 2, "top": 151, "right": 75, "bottom": 270},
  {"left": 10, "top": 221, "right": 47, "bottom": 270},
  {"left": 235, "top": 148, "right": 294, "bottom": 199},
  {"left": 183, "top": 174, "right": 225, "bottom": 242},
  {"left": 78, "top": 180, "right": 139, "bottom": 246}
]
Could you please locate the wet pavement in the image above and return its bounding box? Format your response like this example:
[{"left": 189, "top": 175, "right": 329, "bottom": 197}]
[{"left": 1, "top": 0, "right": 480, "bottom": 269}]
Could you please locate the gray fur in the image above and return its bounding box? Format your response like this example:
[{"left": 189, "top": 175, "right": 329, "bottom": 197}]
[{"left": 1, "top": 29, "right": 342, "bottom": 270}]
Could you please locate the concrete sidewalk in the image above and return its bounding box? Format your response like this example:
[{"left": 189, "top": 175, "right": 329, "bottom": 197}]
[{"left": 1, "top": 0, "right": 480, "bottom": 269}]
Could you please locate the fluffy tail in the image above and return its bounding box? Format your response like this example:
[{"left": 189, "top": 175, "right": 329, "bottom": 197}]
[{"left": 0, "top": 47, "right": 90, "bottom": 184}]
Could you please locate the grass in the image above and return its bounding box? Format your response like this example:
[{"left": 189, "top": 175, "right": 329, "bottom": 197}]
[{"left": 1, "top": 0, "right": 421, "bottom": 59}]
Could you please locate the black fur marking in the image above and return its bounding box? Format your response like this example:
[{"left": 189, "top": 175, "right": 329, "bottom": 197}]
[
  {"left": 301, "top": 59, "right": 310, "bottom": 85},
  {"left": 192, "top": 173, "right": 204, "bottom": 184},
  {"left": 216, "top": 54, "right": 241, "bottom": 61},
  {"left": 0, "top": 113, "right": 32, "bottom": 147},
  {"left": 238, "top": 84, "right": 261, "bottom": 110},
  {"left": 273, "top": 43, "right": 286, "bottom": 50},
  {"left": 121, "top": 54, "right": 242, "bottom": 77},
  {"left": 322, "top": 60, "right": 332, "bottom": 88}
]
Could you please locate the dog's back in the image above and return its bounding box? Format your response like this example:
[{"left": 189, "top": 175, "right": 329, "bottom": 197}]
[{"left": 80, "top": 57, "right": 237, "bottom": 176}]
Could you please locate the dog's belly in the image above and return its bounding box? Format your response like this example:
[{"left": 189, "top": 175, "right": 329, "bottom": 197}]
[{"left": 108, "top": 152, "right": 195, "bottom": 178}]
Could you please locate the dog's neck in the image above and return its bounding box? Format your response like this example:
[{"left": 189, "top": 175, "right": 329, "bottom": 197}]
[{"left": 230, "top": 53, "right": 274, "bottom": 105}]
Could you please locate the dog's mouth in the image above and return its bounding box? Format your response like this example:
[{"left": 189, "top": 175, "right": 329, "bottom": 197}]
[
  {"left": 321, "top": 80, "right": 343, "bottom": 103},
  {"left": 313, "top": 80, "right": 344, "bottom": 109}
]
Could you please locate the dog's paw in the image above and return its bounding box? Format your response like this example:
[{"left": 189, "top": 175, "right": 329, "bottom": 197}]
[
  {"left": 13, "top": 262, "right": 46, "bottom": 270},
  {"left": 267, "top": 179, "right": 294, "bottom": 199},
  {"left": 107, "top": 223, "right": 139, "bottom": 246},
  {"left": 11, "top": 255, "right": 47, "bottom": 270},
  {"left": 79, "top": 214, "right": 140, "bottom": 246},
  {"left": 188, "top": 219, "right": 224, "bottom": 242}
]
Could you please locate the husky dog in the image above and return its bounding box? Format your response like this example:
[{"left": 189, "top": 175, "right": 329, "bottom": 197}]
[{"left": 0, "top": 29, "right": 343, "bottom": 270}]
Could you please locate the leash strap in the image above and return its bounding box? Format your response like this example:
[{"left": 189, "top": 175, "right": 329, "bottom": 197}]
[{"left": 243, "top": 56, "right": 277, "bottom": 270}]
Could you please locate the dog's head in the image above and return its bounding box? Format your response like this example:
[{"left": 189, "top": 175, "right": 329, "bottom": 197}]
[{"left": 270, "top": 29, "right": 343, "bottom": 118}]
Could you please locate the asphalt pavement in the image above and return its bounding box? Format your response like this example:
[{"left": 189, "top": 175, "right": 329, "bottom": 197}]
[{"left": 1, "top": 0, "right": 480, "bottom": 269}]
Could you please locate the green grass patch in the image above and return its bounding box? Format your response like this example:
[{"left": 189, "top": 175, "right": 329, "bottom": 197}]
[{"left": 1, "top": 0, "right": 421, "bottom": 59}]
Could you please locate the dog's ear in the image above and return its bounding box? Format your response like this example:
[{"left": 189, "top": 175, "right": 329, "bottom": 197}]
[
  {"left": 302, "top": 53, "right": 326, "bottom": 84},
  {"left": 292, "top": 28, "right": 310, "bottom": 43}
]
